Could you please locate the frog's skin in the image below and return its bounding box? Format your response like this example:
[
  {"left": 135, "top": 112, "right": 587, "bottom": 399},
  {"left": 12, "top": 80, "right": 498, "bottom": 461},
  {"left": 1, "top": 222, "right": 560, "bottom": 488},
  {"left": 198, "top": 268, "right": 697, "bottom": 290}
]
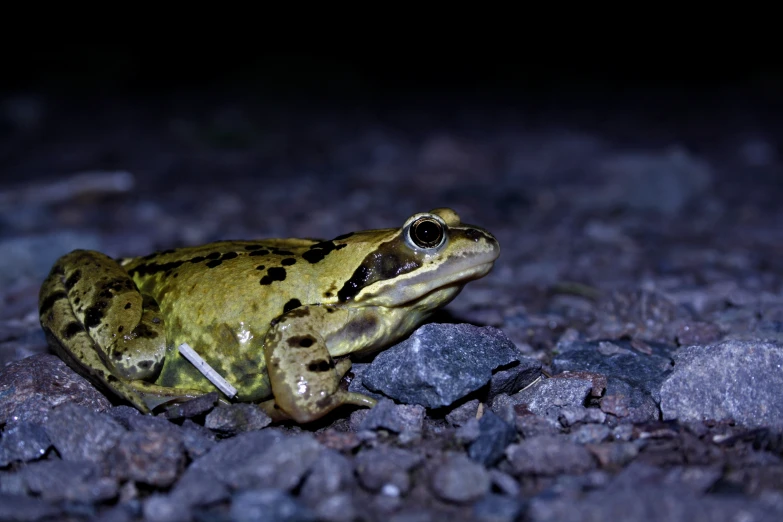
[{"left": 39, "top": 208, "right": 500, "bottom": 423}]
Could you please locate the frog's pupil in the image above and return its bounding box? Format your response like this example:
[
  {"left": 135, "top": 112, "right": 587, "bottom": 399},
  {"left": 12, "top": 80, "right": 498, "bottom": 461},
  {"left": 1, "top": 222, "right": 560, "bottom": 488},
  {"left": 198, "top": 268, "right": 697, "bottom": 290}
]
[{"left": 411, "top": 219, "right": 443, "bottom": 248}]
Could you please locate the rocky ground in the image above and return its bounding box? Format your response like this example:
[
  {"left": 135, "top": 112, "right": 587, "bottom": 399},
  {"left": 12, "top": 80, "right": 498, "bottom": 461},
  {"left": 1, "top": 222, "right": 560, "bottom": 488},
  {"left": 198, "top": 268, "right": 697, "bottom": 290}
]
[{"left": 1, "top": 87, "right": 782, "bottom": 521}]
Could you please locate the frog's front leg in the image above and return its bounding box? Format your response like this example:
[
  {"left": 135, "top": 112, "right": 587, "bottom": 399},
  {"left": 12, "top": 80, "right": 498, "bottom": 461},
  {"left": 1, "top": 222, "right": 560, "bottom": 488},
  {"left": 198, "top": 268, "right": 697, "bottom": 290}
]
[
  {"left": 260, "top": 306, "right": 377, "bottom": 423},
  {"left": 39, "top": 250, "right": 170, "bottom": 411}
]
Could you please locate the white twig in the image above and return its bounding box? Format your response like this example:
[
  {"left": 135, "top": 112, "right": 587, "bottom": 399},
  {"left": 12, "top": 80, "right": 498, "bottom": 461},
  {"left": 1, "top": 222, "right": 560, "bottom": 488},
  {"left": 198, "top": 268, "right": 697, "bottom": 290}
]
[{"left": 178, "top": 343, "right": 238, "bottom": 399}]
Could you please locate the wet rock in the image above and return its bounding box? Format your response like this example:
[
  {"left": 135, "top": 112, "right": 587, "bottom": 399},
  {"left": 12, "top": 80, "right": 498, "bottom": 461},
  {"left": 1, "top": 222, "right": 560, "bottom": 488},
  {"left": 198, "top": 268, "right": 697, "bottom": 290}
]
[
  {"left": 204, "top": 403, "right": 272, "bottom": 435},
  {"left": 109, "top": 429, "right": 185, "bottom": 487},
  {"left": 506, "top": 436, "right": 595, "bottom": 476},
  {"left": 44, "top": 403, "right": 125, "bottom": 462},
  {"left": 231, "top": 489, "right": 315, "bottom": 522},
  {"left": 473, "top": 494, "right": 525, "bottom": 522},
  {"left": 0, "top": 422, "right": 51, "bottom": 465},
  {"left": 486, "top": 356, "right": 543, "bottom": 400},
  {"left": 219, "top": 433, "right": 324, "bottom": 491},
  {"left": 553, "top": 339, "right": 676, "bottom": 422},
  {"left": 431, "top": 453, "right": 490, "bottom": 503},
  {"left": 0, "top": 493, "right": 61, "bottom": 521},
  {"left": 660, "top": 340, "right": 783, "bottom": 428},
  {"left": 21, "top": 459, "right": 117, "bottom": 502},
  {"left": 468, "top": 409, "right": 517, "bottom": 466},
  {"left": 355, "top": 446, "right": 423, "bottom": 494},
  {"left": 358, "top": 398, "right": 424, "bottom": 442},
  {"left": 170, "top": 469, "right": 229, "bottom": 508},
  {"left": 0, "top": 354, "right": 111, "bottom": 425},
  {"left": 361, "top": 324, "right": 521, "bottom": 408},
  {"left": 162, "top": 392, "right": 219, "bottom": 420}
]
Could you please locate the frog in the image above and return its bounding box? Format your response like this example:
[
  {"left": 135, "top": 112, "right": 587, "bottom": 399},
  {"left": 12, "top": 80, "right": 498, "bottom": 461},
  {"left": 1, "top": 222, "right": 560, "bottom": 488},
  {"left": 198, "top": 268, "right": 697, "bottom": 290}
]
[{"left": 38, "top": 208, "right": 500, "bottom": 423}]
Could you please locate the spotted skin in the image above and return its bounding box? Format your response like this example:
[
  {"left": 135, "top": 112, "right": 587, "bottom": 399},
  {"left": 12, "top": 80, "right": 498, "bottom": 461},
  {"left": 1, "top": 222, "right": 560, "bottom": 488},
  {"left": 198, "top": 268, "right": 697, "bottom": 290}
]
[{"left": 39, "top": 208, "right": 500, "bottom": 422}]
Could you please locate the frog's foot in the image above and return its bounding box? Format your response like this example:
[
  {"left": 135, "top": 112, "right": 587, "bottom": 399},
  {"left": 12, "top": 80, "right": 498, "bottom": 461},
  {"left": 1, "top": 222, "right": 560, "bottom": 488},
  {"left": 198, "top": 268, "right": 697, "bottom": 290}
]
[{"left": 263, "top": 311, "right": 377, "bottom": 424}]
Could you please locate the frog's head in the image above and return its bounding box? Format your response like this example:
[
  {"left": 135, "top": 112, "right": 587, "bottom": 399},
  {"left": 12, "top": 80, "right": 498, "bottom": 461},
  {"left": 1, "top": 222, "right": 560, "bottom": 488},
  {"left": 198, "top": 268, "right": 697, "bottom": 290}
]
[{"left": 336, "top": 207, "right": 500, "bottom": 311}]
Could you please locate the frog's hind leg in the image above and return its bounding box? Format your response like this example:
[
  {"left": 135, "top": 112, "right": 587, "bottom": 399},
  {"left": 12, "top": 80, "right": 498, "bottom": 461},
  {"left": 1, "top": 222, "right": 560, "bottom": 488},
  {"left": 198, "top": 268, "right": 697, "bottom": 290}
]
[
  {"left": 261, "top": 308, "right": 376, "bottom": 424},
  {"left": 39, "top": 250, "right": 195, "bottom": 413}
]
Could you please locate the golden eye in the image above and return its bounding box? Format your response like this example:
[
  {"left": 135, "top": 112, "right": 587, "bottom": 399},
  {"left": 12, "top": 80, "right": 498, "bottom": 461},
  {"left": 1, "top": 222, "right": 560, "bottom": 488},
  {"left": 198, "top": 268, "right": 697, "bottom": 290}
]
[{"left": 409, "top": 217, "right": 445, "bottom": 249}]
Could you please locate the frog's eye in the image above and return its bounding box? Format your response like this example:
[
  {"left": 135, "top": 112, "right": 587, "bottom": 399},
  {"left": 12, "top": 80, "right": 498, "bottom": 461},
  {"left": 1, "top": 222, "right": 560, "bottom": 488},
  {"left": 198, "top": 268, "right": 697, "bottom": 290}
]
[{"left": 406, "top": 215, "right": 446, "bottom": 250}]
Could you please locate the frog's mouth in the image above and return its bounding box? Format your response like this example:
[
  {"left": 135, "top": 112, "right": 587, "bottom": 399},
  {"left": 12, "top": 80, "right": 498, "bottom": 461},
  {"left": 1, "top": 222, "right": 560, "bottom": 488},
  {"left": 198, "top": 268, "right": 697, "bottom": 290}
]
[{"left": 356, "top": 250, "right": 499, "bottom": 308}]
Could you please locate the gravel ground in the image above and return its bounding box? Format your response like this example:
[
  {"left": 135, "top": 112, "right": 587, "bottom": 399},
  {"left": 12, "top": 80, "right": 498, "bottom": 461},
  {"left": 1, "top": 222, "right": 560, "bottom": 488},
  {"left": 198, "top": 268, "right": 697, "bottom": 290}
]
[{"left": 1, "top": 86, "right": 782, "bottom": 522}]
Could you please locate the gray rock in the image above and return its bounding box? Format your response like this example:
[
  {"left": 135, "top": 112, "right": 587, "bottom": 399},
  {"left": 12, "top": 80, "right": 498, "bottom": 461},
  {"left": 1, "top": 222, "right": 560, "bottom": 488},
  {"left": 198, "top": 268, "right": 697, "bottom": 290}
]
[
  {"left": 21, "top": 459, "right": 117, "bottom": 502},
  {"left": 0, "top": 471, "right": 26, "bottom": 495},
  {"left": 179, "top": 420, "right": 217, "bottom": 459},
  {"left": 44, "top": 403, "right": 126, "bottom": 462},
  {"left": 509, "top": 375, "right": 593, "bottom": 422},
  {"left": 204, "top": 403, "right": 271, "bottom": 435},
  {"left": 142, "top": 494, "right": 191, "bottom": 522},
  {"left": 359, "top": 398, "right": 424, "bottom": 442},
  {"left": 455, "top": 417, "right": 481, "bottom": 443},
  {"left": 506, "top": 436, "right": 595, "bottom": 476},
  {"left": 553, "top": 339, "right": 677, "bottom": 422},
  {"left": 515, "top": 414, "right": 562, "bottom": 438},
  {"left": 362, "top": 323, "right": 521, "bottom": 408},
  {"left": 488, "top": 469, "right": 519, "bottom": 496},
  {"left": 162, "top": 392, "right": 219, "bottom": 420},
  {"left": 220, "top": 433, "right": 324, "bottom": 491},
  {"left": 473, "top": 494, "right": 525, "bottom": 522},
  {"left": 528, "top": 485, "right": 779, "bottom": 522},
  {"left": 0, "top": 354, "right": 111, "bottom": 425},
  {"left": 445, "top": 399, "right": 481, "bottom": 427},
  {"left": 230, "top": 489, "right": 315, "bottom": 522},
  {"left": 486, "top": 356, "right": 543, "bottom": 400},
  {"left": 591, "top": 147, "right": 712, "bottom": 216},
  {"left": 558, "top": 405, "right": 606, "bottom": 427},
  {"left": 0, "top": 232, "right": 101, "bottom": 287},
  {"left": 575, "top": 440, "right": 639, "bottom": 469},
  {"left": 355, "top": 446, "right": 423, "bottom": 494},
  {"left": 468, "top": 409, "right": 516, "bottom": 466},
  {"left": 106, "top": 405, "right": 141, "bottom": 429},
  {"left": 0, "top": 422, "right": 51, "bottom": 465},
  {"left": 109, "top": 429, "right": 185, "bottom": 487},
  {"left": 299, "top": 449, "right": 355, "bottom": 505},
  {"left": 0, "top": 493, "right": 61, "bottom": 521},
  {"left": 170, "top": 469, "right": 230, "bottom": 508},
  {"left": 309, "top": 493, "right": 356, "bottom": 522},
  {"left": 660, "top": 340, "right": 783, "bottom": 428},
  {"left": 190, "top": 429, "right": 286, "bottom": 481},
  {"left": 431, "top": 453, "right": 490, "bottom": 504},
  {"left": 346, "top": 362, "right": 387, "bottom": 402},
  {"left": 569, "top": 424, "right": 611, "bottom": 445}
]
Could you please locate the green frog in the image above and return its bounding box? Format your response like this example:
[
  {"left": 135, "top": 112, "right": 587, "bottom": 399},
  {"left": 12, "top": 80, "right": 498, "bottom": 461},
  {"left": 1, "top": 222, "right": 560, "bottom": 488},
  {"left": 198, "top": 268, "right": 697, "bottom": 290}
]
[{"left": 39, "top": 208, "right": 500, "bottom": 423}]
